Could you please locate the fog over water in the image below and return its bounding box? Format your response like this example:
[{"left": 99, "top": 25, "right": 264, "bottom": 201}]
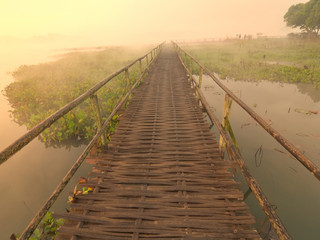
[
  {"left": 0, "top": 0, "right": 318, "bottom": 239},
  {"left": 0, "top": 0, "right": 309, "bottom": 46}
]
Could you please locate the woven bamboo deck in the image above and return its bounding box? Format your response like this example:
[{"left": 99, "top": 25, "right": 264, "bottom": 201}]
[{"left": 55, "top": 45, "right": 260, "bottom": 239}]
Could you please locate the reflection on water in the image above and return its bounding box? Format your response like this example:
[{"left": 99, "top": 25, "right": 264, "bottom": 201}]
[
  {"left": 296, "top": 82, "right": 320, "bottom": 103},
  {"left": 0, "top": 140, "right": 89, "bottom": 237},
  {"left": 0, "top": 42, "right": 92, "bottom": 238},
  {"left": 200, "top": 75, "right": 320, "bottom": 239},
  {"left": 1, "top": 41, "right": 319, "bottom": 238}
]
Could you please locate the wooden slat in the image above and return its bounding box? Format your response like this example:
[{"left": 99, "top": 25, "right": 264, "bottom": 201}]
[{"left": 56, "top": 45, "right": 260, "bottom": 240}]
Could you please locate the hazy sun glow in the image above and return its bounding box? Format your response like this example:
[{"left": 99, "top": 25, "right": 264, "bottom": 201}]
[{"left": 0, "top": 0, "right": 308, "bottom": 45}]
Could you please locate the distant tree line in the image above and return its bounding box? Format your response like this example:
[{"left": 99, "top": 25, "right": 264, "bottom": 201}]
[{"left": 284, "top": 0, "right": 320, "bottom": 38}]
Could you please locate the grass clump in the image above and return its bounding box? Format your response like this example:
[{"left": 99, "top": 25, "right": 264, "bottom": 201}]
[{"left": 182, "top": 38, "right": 320, "bottom": 89}]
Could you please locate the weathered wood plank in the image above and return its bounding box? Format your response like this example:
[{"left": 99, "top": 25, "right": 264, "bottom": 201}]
[{"left": 56, "top": 44, "right": 260, "bottom": 240}]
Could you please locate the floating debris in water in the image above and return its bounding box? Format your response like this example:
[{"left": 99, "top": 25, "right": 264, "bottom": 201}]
[
  {"left": 241, "top": 122, "right": 251, "bottom": 128},
  {"left": 296, "top": 133, "right": 309, "bottom": 137},
  {"left": 296, "top": 133, "right": 320, "bottom": 139},
  {"left": 295, "top": 108, "right": 319, "bottom": 115},
  {"left": 290, "top": 167, "right": 298, "bottom": 173},
  {"left": 254, "top": 145, "right": 263, "bottom": 167},
  {"left": 204, "top": 85, "right": 215, "bottom": 90},
  {"left": 274, "top": 148, "right": 296, "bottom": 160}
]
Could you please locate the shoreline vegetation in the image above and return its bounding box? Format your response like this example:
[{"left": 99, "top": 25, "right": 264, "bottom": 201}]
[
  {"left": 181, "top": 37, "right": 320, "bottom": 90},
  {"left": 3, "top": 45, "right": 153, "bottom": 147},
  {"left": 3, "top": 38, "right": 320, "bottom": 146}
]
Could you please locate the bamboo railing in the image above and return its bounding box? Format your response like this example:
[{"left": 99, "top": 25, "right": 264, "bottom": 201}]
[
  {"left": 172, "top": 41, "right": 320, "bottom": 240},
  {"left": 3, "top": 43, "right": 163, "bottom": 240}
]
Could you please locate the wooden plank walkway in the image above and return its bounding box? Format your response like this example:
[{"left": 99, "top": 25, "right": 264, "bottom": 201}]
[{"left": 56, "top": 45, "right": 260, "bottom": 239}]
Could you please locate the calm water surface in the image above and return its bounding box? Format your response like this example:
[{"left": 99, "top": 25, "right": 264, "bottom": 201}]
[
  {"left": 0, "top": 43, "right": 319, "bottom": 239},
  {"left": 0, "top": 42, "right": 91, "bottom": 238},
  {"left": 200, "top": 75, "right": 320, "bottom": 239}
]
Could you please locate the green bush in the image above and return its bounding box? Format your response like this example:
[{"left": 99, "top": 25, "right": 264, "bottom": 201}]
[{"left": 3, "top": 46, "right": 151, "bottom": 147}]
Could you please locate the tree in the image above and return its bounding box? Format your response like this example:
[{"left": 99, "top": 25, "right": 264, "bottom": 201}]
[
  {"left": 306, "top": 0, "right": 320, "bottom": 34},
  {"left": 284, "top": 0, "right": 320, "bottom": 37}
]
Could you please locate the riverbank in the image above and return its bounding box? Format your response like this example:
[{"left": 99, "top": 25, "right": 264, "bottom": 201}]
[
  {"left": 0, "top": 42, "right": 153, "bottom": 239},
  {"left": 199, "top": 75, "right": 320, "bottom": 239},
  {"left": 181, "top": 37, "right": 320, "bottom": 89}
]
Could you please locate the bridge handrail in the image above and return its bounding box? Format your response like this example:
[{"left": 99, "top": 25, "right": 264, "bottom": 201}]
[
  {"left": 173, "top": 42, "right": 320, "bottom": 182},
  {"left": 8, "top": 43, "right": 164, "bottom": 240},
  {"left": 0, "top": 44, "right": 162, "bottom": 165},
  {"left": 172, "top": 41, "right": 318, "bottom": 240}
]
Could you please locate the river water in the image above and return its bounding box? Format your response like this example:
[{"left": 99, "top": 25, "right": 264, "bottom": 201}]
[
  {"left": 0, "top": 43, "right": 319, "bottom": 239},
  {"left": 0, "top": 42, "right": 91, "bottom": 239},
  {"left": 200, "top": 75, "right": 320, "bottom": 239}
]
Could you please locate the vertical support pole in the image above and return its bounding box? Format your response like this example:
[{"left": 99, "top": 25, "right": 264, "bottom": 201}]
[
  {"left": 189, "top": 58, "right": 193, "bottom": 82},
  {"left": 196, "top": 67, "right": 204, "bottom": 104},
  {"left": 199, "top": 67, "right": 203, "bottom": 89},
  {"left": 90, "top": 94, "right": 106, "bottom": 145},
  {"left": 122, "top": 68, "right": 131, "bottom": 108},
  {"left": 139, "top": 59, "right": 143, "bottom": 75},
  {"left": 219, "top": 94, "right": 233, "bottom": 157},
  {"left": 125, "top": 68, "right": 130, "bottom": 89}
]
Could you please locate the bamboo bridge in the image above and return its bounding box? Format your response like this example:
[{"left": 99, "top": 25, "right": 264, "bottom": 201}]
[{"left": 2, "top": 43, "right": 320, "bottom": 240}]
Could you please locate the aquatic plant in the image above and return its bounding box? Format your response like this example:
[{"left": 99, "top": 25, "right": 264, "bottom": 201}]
[
  {"left": 11, "top": 212, "right": 64, "bottom": 240},
  {"left": 3, "top": 46, "right": 151, "bottom": 147}
]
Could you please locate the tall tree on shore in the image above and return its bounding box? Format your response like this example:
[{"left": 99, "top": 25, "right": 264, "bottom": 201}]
[{"left": 284, "top": 0, "right": 320, "bottom": 37}]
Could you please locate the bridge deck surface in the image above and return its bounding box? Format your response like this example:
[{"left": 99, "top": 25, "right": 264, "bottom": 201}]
[{"left": 56, "top": 45, "right": 260, "bottom": 239}]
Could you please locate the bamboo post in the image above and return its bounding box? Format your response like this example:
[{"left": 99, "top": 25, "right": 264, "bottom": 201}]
[
  {"left": 90, "top": 95, "right": 106, "bottom": 145},
  {"left": 122, "top": 68, "right": 131, "bottom": 108},
  {"left": 195, "top": 67, "right": 204, "bottom": 103},
  {"left": 189, "top": 58, "right": 193, "bottom": 82},
  {"left": 139, "top": 59, "right": 142, "bottom": 75},
  {"left": 174, "top": 42, "right": 320, "bottom": 181},
  {"left": 244, "top": 188, "right": 252, "bottom": 200},
  {"left": 219, "top": 94, "right": 233, "bottom": 157},
  {"left": 125, "top": 68, "right": 130, "bottom": 86},
  {"left": 199, "top": 67, "right": 203, "bottom": 88}
]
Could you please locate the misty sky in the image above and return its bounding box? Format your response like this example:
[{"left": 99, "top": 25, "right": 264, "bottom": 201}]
[{"left": 0, "top": 0, "right": 308, "bottom": 45}]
